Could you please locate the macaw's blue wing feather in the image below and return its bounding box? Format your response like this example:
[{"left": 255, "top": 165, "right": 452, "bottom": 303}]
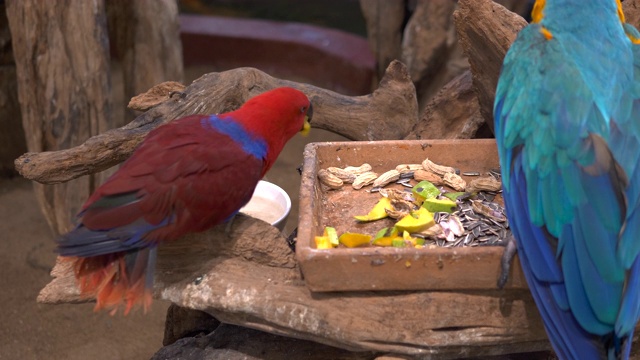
[
  {"left": 508, "top": 154, "right": 603, "bottom": 360},
  {"left": 495, "top": 14, "right": 640, "bottom": 359}
]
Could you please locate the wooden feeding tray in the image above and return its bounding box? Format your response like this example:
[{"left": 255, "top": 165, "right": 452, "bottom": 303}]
[{"left": 296, "top": 139, "right": 527, "bottom": 292}]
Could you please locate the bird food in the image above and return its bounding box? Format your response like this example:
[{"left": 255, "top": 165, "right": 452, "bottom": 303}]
[
  {"left": 297, "top": 139, "right": 527, "bottom": 292},
  {"left": 315, "top": 158, "right": 510, "bottom": 250}
]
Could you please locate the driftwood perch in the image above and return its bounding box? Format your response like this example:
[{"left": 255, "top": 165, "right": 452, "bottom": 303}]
[
  {"left": 406, "top": 70, "right": 484, "bottom": 140},
  {"left": 453, "top": 0, "right": 527, "bottom": 134},
  {"left": 15, "top": 60, "right": 418, "bottom": 185},
  {"left": 39, "top": 214, "right": 551, "bottom": 359}
]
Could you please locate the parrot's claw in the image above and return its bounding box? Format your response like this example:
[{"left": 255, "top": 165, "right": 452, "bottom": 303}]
[
  {"left": 169, "top": 90, "right": 187, "bottom": 99},
  {"left": 286, "top": 227, "right": 298, "bottom": 252},
  {"left": 497, "top": 234, "right": 517, "bottom": 289},
  {"left": 223, "top": 214, "right": 237, "bottom": 237}
]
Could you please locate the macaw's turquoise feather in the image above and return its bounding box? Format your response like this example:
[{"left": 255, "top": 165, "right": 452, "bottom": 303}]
[{"left": 494, "top": 0, "right": 640, "bottom": 359}]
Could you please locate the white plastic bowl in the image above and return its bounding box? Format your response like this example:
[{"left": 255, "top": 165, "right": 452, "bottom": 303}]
[{"left": 239, "top": 180, "right": 291, "bottom": 231}]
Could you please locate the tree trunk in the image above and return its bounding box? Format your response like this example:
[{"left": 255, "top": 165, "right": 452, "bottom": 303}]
[
  {"left": 106, "top": 0, "right": 183, "bottom": 125},
  {"left": 6, "top": 0, "right": 113, "bottom": 234},
  {"left": 0, "top": 2, "right": 26, "bottom": 177},
  {"left": 359, "top": 0, "right": 406, "bottom": 82}
]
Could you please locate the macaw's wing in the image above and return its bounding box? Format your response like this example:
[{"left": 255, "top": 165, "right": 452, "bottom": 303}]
[
  {"left": 57, "top": 114, "right": 264, "bottom": 257},
  {"left": 495, "top": 23, "right": 639, "bottom": 359},
  {"left": 611, "top": 23, "right": 640, "bottom": 343}
]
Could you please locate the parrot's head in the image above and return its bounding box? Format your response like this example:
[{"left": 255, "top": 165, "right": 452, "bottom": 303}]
[
  {"left": 531, "top": 0, "right": 628, "bottom": 33},
  {"left": 225, "top": 87, "right": 313, "bottom": 172}
]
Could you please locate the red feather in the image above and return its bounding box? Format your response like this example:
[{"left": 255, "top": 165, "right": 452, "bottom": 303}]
[{"left": 58, "top": 87, "right": 312, "bottom": 314}]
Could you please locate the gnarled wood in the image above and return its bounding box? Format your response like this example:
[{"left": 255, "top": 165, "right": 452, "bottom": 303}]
[
  {"left": 106, "top": 0, "right": 183, "bottom": 123},
  {"left": 359, "top": 0, "right": 405, "bottom": 81},
  {"left": 406, "top": 70, "right": 484, "bottom": 140},
  {"left": 401, "top": 0, "right": 458, "bottom": 104},
  {"left": 453, "top": 0, "right": 527, "bottom": 135},
  {"left": 0, "top": 2, "right": 25, "bottom": 177},
  {"left": 38, "top": 215, "right": 551, "bottom": 358},
  {"left": 6, "top": 0, "right": 113, "bottom": 234},
  {"left": 15, "top": 60, "right": 418, "bottom": 185}
]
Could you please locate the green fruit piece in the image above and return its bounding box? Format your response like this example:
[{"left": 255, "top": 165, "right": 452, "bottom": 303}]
[
  {"left": 421, "top": 198, "right": 458, "bottom": 213},
  {"left": 324, "top": 226, "right": 339, "bottom": 247},
  {"left": 412, "top": 180, "right": 440, "bottom": 203},
  {"left": 391, "top": 238, "right": 406, "bottom": 248},
  {"left": 443, "top": 192, "right": 466, "bottom": 201},
  {"left": 374, "top": 227, "right": 389, "bottom": 240}
]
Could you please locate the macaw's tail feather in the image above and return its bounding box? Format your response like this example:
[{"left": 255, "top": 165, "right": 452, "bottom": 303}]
[
  {"left": 69, "top": 247, "right": 157, "bottom": 315},
  {"left": 604, "top": 333, "right": 632, "bottom": 360}
]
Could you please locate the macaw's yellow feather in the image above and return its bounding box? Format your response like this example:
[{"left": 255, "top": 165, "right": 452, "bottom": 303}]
[
  {"left": 531, "top": 0, "right": 546, "bottom": 23},
  {"left": 617, "top": 0, "right": 625, "bottom": 24}
]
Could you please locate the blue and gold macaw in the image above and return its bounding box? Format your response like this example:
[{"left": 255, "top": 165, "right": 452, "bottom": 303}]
[{"left": 494, "top": 0, "right": 640, "bottom": 359}]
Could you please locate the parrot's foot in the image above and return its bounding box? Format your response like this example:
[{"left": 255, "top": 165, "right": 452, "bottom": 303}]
[
  {"left": 286, "top": 227, "right": 298, "bottom": 252},
  {"left": 169, "top": 90, "right": 187, "bottom": 99},
  {"left": 224, "top": 214, "right": 237, "bottom": 237},
  {"left": 497, "top": 234, "right": 517, "bottom": 289}
]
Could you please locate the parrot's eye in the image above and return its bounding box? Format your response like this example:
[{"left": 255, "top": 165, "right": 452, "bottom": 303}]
[{"left": 300, "top": 106, "right": 306, "bottom": 113}]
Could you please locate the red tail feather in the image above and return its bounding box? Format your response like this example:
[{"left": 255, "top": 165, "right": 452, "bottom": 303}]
[{"left": 70, "top": 252, "right": 153, "bottom": 315}]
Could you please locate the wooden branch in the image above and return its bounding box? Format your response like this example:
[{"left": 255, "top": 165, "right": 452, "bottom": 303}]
[
  {"left": 15, "top": 60, "right": 418, "bottom": 184},
  {"left": 39, "top": 215, "right": 551, "bottom": 358},
  {"left": 453, "top": 0, "right": 527, "bottom": 134}
]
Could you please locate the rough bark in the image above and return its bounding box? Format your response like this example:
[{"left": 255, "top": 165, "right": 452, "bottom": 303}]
[
  {"left": 453, "top": 0, "right": 527, "bottom": 135},
  {"left": 15, "top": 61, "right": 418, "bottom": 185},
  {"left": 6, "top": 0, "right": 113, "bottom": 234},
  {"left": 359, "top": 0, "right": 406, "bottom": 81},
  {"left": 38, "top": 215, "right": 551, "bottom": 358},
  {"left": 106, "top": 0, "right": 183, "bottom": 124},
  {"left": 624, "top": 0, "right": 640, "bottom": 27},
  {"left": 0, "top": 2, "right": 25, "bottom": 177},
  {"left": 400, "top": 0, "right": 456, "bottom": 92},
  {"left": 406, "top": 70, "right": 484, "bottom": 140}
]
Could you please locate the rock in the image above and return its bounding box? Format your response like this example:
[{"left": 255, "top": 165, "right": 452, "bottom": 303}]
[
  {"left": 152, "top": 323, "right": 375, "bottom": 360},
  {"left": 163, "top": 304, "right": 221, "bottom": 346}
]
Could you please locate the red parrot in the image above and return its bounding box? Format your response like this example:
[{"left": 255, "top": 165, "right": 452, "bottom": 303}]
[{"left": 57, "top": 87, "right": 312, "bottom": 314}]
